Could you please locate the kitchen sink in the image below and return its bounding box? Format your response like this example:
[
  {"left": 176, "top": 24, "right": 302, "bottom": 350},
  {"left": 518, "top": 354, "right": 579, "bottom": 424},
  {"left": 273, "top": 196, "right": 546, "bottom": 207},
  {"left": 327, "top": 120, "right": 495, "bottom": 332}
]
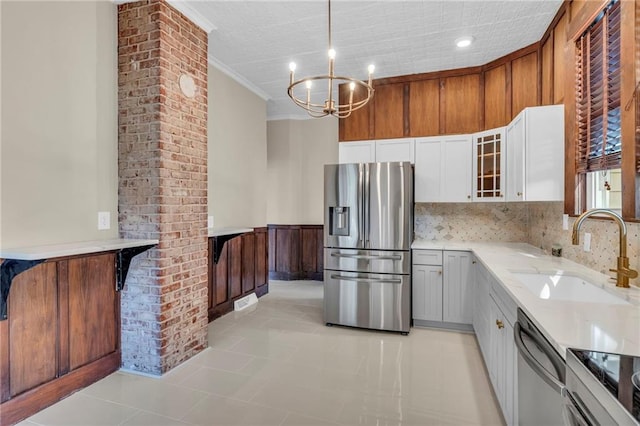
[{"left": 511, "top": 272, "right": 631, "bottom": 305}]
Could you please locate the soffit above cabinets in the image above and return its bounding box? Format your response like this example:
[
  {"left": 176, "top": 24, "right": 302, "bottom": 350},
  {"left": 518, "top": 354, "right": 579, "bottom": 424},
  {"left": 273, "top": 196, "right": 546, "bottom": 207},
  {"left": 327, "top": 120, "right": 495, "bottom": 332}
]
[{"left": 170, "top": 1, "right": 563, "bottom": 120}]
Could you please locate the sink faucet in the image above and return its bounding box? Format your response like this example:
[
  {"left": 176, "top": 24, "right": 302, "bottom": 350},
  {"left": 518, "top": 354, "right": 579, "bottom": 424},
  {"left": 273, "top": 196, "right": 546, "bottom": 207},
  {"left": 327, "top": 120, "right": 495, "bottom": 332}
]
[{"left": 571, "top": 209, "right": 638, "bottom": 288}]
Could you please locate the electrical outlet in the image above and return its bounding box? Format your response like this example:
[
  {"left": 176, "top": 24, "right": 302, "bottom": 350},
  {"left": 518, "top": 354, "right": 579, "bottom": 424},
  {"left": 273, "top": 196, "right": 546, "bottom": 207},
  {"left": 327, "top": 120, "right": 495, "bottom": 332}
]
[
  {"left": 562, "top": 214, "right": 569, "bottom": 230},
  {"left": 98, "top": 211, "right": 110, "bottom": 230},
  {"left": 208, "top": 215, "right": 214, "bottom": 228},
  {"left": 583, "top": 232, "right": 591, "bottom": 252}
]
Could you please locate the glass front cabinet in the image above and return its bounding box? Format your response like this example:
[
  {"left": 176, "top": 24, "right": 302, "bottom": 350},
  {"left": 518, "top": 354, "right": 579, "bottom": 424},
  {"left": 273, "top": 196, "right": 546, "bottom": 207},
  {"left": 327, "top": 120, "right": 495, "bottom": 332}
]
[{"left": 472, "top": 127, "right": 506, "bottom": 201}]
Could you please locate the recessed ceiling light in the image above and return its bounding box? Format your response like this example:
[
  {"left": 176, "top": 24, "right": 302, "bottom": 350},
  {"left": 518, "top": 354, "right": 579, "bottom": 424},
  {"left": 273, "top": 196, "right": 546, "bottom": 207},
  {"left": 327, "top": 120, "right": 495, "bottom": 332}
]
[{"left": 455, "top": 36, "right": 474, "bottom": 48}]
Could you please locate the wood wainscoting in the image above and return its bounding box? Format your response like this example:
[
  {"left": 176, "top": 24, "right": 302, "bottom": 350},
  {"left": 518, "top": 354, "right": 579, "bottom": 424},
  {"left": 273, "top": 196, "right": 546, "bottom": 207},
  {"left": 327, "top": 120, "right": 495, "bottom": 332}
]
[
  {"left": 0, "top": 253, "right": 121, "bottom": 426},
  {"left": 268, "top": 225, "right": 323, "bottom": 281},
  {"left": 208, "top": 228, "right": 269, "bottom": 322}
]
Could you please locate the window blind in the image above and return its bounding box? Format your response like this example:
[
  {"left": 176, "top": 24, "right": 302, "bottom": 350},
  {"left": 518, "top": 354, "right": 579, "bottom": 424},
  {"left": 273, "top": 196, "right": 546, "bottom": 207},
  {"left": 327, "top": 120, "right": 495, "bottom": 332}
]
[{"left": 575, "top": 0, "right": 621, "bottom": 174}]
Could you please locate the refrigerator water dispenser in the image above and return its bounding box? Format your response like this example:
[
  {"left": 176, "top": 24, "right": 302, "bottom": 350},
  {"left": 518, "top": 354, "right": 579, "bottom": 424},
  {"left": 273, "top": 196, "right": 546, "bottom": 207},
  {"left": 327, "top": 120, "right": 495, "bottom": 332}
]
[{"left": 329, "top": 206, "right": 350, "bottom": 236}]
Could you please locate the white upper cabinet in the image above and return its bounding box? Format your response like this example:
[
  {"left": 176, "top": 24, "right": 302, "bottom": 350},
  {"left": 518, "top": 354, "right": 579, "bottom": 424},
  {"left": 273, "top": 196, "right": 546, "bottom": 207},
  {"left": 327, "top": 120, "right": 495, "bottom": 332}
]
[
  {"left": 472, "top": 127, "right": 506, "bottom": 202},
  {"left": 506, "top": 105, "right": 565, "bottom": 202},
  {"left": 415, "top": 135, "right": 472, "bottom": 203},
  {"left": 338, "top": 141, "right": 376, "bottom": 164},
  {"left": 375, "top": 138, "right": 415, "bottom": 163}
]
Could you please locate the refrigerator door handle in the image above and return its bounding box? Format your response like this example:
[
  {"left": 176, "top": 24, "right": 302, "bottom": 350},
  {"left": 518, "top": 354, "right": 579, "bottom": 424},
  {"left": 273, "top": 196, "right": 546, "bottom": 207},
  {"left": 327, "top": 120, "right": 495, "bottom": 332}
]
[
  {"left": 329, "top": 274, "right": 402, "bottom": 284},
  {"left": 364, "top": 163, "right": 370, "bottom": 248},
  {"left": 357, "top": 163, "right": 365, "bottom": 247},
  {"left": 330, "top": 253, "right": 402, "bottom": 261}
]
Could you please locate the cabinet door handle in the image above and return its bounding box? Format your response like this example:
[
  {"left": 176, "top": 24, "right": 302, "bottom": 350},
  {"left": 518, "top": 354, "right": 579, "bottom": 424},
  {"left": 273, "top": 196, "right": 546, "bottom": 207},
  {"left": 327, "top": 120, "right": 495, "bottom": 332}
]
[{"left": 496, "top": 319, "right": 504, "bottom": 329}]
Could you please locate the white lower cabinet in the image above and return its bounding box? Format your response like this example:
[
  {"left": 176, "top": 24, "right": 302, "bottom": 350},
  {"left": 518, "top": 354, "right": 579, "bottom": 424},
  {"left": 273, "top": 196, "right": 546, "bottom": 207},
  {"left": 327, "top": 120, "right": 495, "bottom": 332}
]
[
  {"left": 412, "top": 249, "right": 474, "bottom": 328},
  {"left": 473, "top": 262, "right": 518, "bottom": 426}
]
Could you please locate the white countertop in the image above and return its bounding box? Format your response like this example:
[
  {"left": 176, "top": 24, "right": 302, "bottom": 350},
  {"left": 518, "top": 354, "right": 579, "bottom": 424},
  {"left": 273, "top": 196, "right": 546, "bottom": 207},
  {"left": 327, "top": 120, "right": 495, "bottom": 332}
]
[
  {"left": 412, "top": 240, "right": 640, "bottom": 358},
  {"left": 0, "top": 238, "right": 159, "bottom": 261},
  {"left": 208, "top": 227, "right": 253, "bottom": 237}
]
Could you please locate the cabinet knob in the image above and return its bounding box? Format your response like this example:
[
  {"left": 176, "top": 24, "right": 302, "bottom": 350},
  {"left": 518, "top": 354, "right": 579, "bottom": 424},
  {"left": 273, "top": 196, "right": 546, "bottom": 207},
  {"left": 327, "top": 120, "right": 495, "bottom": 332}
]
[
  {"left": 517, "top": 192, "right": 522, "bottom": 196},
  {"left": 496, "top": 319, "right": 504, "bottom": 329},
  {"left": 472, "top": 260, "right": 476, "bottom": 264},
  {"left": 467, "top": 195, "right": 471, "bottom": 199},
  {"left": 438, "top": 270, "right": 442, "bottom": 275}
]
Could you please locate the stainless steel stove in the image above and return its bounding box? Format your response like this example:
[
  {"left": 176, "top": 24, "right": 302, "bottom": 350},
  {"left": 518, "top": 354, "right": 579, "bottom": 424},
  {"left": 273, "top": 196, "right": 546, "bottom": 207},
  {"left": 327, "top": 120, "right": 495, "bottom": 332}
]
[{"left": 564, "top": 348, "right": 640, "bottom": 425}]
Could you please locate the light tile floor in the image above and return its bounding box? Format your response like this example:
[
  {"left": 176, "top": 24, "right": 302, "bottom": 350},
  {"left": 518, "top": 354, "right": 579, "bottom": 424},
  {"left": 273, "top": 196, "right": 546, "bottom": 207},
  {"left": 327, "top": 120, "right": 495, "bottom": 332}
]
[{"left": 20, "top": 280, "right": 503, "bottom": 426}]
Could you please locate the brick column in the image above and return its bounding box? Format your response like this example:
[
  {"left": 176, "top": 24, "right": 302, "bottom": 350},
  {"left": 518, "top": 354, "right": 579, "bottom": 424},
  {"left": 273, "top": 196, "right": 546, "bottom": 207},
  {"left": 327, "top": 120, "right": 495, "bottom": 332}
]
[{"left": 117, "top": 0, "right": 208, "bottom": 374}]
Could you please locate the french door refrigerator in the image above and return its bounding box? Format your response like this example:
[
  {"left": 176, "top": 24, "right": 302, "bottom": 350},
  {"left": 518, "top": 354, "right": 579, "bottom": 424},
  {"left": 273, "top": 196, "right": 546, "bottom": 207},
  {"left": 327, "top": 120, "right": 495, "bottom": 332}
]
[{"left": 324, "top": 162, "right": 413, "bottom": 334}]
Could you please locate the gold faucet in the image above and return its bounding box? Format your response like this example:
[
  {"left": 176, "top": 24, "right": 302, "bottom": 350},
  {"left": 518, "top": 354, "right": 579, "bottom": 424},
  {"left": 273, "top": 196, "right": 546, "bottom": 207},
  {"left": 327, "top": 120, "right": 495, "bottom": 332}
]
[{"left": 571, "top": 209, "right": 638, "bottom": 288}]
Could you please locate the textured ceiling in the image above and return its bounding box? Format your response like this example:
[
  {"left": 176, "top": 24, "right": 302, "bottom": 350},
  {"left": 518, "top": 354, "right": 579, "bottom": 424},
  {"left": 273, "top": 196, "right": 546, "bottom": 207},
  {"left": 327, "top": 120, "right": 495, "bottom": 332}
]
[{"left": 182, "top": 0, "right": 563, "bottom": 120}]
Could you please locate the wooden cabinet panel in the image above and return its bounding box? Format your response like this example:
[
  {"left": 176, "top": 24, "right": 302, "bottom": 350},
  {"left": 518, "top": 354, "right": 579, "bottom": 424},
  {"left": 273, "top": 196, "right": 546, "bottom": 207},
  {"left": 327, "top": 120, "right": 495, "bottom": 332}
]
[
  {"left": 511, "top": 52, "right": 539, "bottom": 118},
  {"left": 409, "top": 79, "right": 440, "bottom": 136},
  {"left": 484, "top": 65, "right": 508, "bottom": 128},
  {"left": 443, "top": 74, "right": 481, "bottom": 134},
  {"left": 241, "top": 234, "right": 255, "bottom": 294},
  {"left": 553, "top": 12, "right": 567, "bottom": 104},
  {"left": 301, "top": 228, "right": 317, "bottom": 273},
  {"left": 541, "top": 36, "right": 554, "bottom": 105},
  {"left": 339, "top": 83, "right": 373, "bottom": 141},
  {"left": 7, "top": 262, "right": 58, "bottom": 397},
  {"left": 374, "top": 83, "right": 405, "bottom": 139},
  {"left": 68, "top": 254, "right": 118, "bottom": 371}
]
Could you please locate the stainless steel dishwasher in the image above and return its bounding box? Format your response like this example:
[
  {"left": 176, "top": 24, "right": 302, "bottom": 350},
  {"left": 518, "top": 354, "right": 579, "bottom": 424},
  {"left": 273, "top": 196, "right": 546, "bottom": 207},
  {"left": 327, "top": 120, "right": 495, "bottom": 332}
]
[{"left": 515, "top": 308, "right": 566, "bottom": 425}]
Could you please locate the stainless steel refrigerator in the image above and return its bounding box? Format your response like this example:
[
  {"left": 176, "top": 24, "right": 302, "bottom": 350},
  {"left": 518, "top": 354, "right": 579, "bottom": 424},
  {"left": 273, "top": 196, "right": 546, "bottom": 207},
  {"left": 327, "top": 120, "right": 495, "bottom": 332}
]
[{"left": 323, "top": 162, "right": 413, "bottom": 334}]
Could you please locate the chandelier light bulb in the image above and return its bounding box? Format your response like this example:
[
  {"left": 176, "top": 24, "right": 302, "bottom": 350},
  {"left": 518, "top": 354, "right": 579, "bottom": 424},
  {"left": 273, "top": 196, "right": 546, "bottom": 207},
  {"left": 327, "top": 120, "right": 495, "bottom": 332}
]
[
  {"left": 289, "top": 62, "right": 297, "bottom": 72},
  {"left": 305, "top": 80, "right": 313, "bottom": 89},
  {"left": 368, "top": 64, "right": 375, "bottom": 74},
  {"left": 349, "top": 82, "right": 356, "bottom": 91},
  {"left": 328, "top": 48, "right": 336, "bottom": 60}
]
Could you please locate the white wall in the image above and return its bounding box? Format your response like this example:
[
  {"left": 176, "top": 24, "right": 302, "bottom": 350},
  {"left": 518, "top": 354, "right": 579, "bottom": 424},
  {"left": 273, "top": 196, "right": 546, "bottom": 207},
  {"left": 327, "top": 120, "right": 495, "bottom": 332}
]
[
  {"left": 1, "top": 1, "right": 118, "bottom": 248},
  {"left": 266, "top": 119, "right": 338, "bottom": 224},
  {"left": 208, "top": 66, "right": 267, "bottom": 228}
]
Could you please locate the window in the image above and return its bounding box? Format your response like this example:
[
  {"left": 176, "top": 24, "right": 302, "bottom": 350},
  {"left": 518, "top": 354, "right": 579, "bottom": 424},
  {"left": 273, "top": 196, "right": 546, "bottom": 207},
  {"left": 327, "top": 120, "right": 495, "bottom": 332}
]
[
  {"left": 586, "top": 168, "right": 622, "bottom": 212},
  {"left": 574, "top": 0, "right": 622, "bottom": 213}
]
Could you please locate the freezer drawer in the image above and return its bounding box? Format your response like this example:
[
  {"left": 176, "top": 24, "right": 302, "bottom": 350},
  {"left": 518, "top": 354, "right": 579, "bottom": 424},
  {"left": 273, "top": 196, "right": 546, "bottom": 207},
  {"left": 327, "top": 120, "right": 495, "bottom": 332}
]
[
  {"left": 324, "top": 248, "right": 410, "bottom": 274},
  {"left": 324, "top": 270, "right": 410, "bottom": 333}
]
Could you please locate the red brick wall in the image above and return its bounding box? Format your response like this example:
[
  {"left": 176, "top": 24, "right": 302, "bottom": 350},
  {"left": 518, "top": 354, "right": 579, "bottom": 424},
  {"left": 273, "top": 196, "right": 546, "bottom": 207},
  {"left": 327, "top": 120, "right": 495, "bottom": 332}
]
[{"left": 117, "top": 0, "right": 208, "bottom": 374}]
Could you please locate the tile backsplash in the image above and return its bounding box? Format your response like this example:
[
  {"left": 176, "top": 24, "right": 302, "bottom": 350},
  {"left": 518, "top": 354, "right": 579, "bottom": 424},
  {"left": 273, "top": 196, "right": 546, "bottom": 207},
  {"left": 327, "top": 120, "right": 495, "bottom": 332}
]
[
  {"left": 414, "top": 202, "right": 529, "bottom": 242},
  {"left": 415, "top": 201, "right": 640, "bottom": 285}
]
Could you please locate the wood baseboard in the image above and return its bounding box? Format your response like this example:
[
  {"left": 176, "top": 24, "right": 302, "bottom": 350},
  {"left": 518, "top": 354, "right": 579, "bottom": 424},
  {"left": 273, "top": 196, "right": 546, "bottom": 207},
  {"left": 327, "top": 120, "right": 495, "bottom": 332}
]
[{"left": 1, "top": 352, "right": 120, "bottom": 426}]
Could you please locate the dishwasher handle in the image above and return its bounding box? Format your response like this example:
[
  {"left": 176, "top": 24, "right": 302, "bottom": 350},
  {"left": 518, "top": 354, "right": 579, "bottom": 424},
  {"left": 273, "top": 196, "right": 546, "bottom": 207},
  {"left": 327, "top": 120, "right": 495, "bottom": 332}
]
[{"left": 514, "top": 321, "right": 564, "bottom": 393}]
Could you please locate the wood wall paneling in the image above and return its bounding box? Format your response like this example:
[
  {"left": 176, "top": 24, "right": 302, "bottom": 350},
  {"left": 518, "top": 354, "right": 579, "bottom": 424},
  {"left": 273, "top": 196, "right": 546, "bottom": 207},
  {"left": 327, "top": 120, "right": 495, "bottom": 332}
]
[
  {"left": 511, "top": 52, "right": 539, "bottom": 118},
  {"left": 443, "top": 74, "right": 482, "bottom": 134},
  {"left": 409, "top": 79, "right": 440, "bottom": 136},
  {"left": 374, "top": 83, "right": 405, "bottom": 139},
  {"left": 1, "top": 253, "right": 122, "bottom": 425},
  {"left": 241, "top": 233, "right": 255, "bottom": 294},
  {"left": 483, "top": 65, "right": 508, "bottom": 129},
  {"left": 207, "top": 229, "right": 269, "bottom": 322},
  {"left": 268, "top": 225, "right": 323, "bottom": 281},
  {"left": 339, "top": 83, "right": 373, "bottom": 141},
  {"left": 7, "top": 262, "right": 58, "bottom": 397},
  {"left": 229, "top": 238, "right": 242, "bottom": 299},
  {"left": 541, "top": 36, "right": 554, "bottom": 105},
  {"left": 553, "top": 12, "right": 568, "bottom": 104},
  {"left": 255, "top": 229, "right": 268, "bottom": 289},
  {"left": 68, "top": 254, "right": 117, "bottom": 371}
]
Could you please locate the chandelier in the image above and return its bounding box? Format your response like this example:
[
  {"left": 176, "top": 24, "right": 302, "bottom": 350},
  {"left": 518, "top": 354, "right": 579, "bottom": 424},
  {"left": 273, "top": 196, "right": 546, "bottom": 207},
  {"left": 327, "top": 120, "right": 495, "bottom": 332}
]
[{"left": 287, "top": 0, "right": 375, "bottom": 118}]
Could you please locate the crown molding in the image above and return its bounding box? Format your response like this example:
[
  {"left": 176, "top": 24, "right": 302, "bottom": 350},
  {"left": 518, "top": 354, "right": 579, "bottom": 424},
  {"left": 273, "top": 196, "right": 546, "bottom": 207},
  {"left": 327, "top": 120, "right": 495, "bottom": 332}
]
[
  {"left": 166, "top": 0, "right": 216, "bottom": 34},
  {"left": 208, "top": 55, "right": 271, "bottom": 101},
  {"left": 112, "top": 0, "right": 216, "bottom": 34}
]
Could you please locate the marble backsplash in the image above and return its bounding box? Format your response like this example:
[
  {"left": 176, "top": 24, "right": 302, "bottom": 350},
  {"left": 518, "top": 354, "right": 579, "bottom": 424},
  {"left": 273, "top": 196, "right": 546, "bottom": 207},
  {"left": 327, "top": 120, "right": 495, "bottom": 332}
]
[
  {"left": 414, "top": 202, "right": 529, "bottom": 242},
  {"left": 527, "top": 202, "right": 640, "bottom": 277},
  {"left": 415, "top": 201, "right": 640, "bottom": 285}
]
